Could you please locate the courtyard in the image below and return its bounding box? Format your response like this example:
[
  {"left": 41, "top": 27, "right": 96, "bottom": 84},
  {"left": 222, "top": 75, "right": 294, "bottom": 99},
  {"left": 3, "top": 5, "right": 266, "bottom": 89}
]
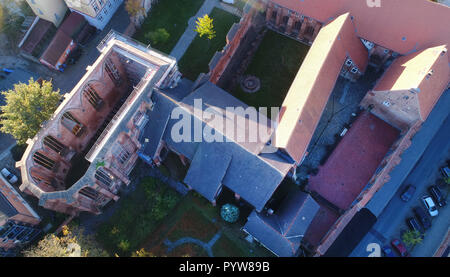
[
  {"left": 231, "top": 30, "right": 310, "bottom": 110},
  {"left": 178, "top": 8, "right": 240, "bottom": 81},
  {"left": 139, "top": 193, "right": 274, "bottom": 257}
]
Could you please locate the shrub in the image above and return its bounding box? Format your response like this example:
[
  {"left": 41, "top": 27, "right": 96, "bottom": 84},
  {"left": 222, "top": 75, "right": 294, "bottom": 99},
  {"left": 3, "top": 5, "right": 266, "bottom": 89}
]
[{"left": 145, "top": 28, "right": 170, "bottom": 45}]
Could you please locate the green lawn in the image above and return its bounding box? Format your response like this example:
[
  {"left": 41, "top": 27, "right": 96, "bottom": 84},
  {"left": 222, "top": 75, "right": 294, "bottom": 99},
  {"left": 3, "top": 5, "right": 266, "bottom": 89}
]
[
  {"left": 178, "top": 8, "right": 240, "bottom": 81},
  {"left": 133, "top": 0, "right": 204, "bottom": 53},
  {"left": 231, "top": 30, "right": 310, "bottom": 110},
  {"left": 140, "top": 193, "right": 274, "bottom": 257},
  {"left": 95, "top": 177, "right": 181, "bottom": 256}
]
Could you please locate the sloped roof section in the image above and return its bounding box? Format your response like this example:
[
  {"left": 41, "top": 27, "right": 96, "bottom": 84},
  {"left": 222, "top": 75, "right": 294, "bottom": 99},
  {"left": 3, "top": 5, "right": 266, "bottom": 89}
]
[
  {"left": 155, "top": 82, "right": 294, "bottom": 211},
  {"left": 184, "top": 143, "right": 232, "bottom": 202},
  {"left": 243, "top": 191, "right": 320, "bottom": 257},
  {"left": 271, "top": 0, "right": 450, "bottom": 56},
  {"left": 373, "top": 45, "right": 449, "bottom": 121},
  {"left": 39, "top": 30, "right": 73, "bottom": 67},
  {"left": 274, "top": 13, "right": 368, "bottom": 163}
]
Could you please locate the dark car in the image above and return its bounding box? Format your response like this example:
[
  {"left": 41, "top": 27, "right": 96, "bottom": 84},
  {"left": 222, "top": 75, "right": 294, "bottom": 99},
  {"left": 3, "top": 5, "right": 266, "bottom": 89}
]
[
  {"left": 428, "top": 185, "right": 446, "bottom": 207},
  {"left": 406, "top": 217, "right": 425, "bottom": 238},
  {"left": 391, "top": 239, "right": 409, "bottom": 257},
  {"left": 400, "top": 185, "right": 416, "bottom": 202},
  {"left": 382, "top": 245, "right": 397, "bottom": 257},
  {"left": 413, "top": 206, "right": 432, "bottom": 230}
]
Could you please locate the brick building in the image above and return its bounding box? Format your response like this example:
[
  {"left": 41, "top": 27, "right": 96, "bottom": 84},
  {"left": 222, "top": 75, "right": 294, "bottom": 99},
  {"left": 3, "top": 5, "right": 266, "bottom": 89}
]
[
  {"left": 15, "top": 0, "right": 450, "bottom": 257},
  {"left": 17, "top": 32, "right": 181, "bottom": 215},
  {"left": 206, "top": 0, "right": 449, "bottom": 256},
  {"left": 0, "top": 175, "right": 41, "bottom": 256}
]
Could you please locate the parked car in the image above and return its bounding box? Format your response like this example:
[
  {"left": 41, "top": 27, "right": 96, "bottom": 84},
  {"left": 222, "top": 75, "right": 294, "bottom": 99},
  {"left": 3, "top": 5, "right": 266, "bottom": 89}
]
[
  {"left": 400, "top": 185, "right": 416, "bottom": 202},
  {"left": 391, "top": 239, "right": 409, "bottom": 257},
  {"left": 428, "top": 185, "right": 446, "bottom": 207},
  {"left": 382, "top": 245, "right": 397, "bottom": 257},
  {"left": 406, "top": 217, "right": 424, "bottom": 238},
  {"left": 413, "top": 206, "right": 431, "bottom": 230},
  {"left": 422, "top": 195, "right": 438, "bottom": 217},
  {"left": 1, "top": 168, "right": 18, "bottom": 184},
  {"left": 440, "top": 166, "right": 450, "bottom": 178}
]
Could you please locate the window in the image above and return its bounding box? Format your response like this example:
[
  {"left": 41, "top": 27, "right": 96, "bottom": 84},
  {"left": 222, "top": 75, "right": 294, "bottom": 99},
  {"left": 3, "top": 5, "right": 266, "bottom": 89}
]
[
  {"left": 95, "top": 168, "right": 114, "bottom": 187},
  {"left": 345, "top": 59, "right": 353, "bottom": 66},
  {"left": 83, "top": 84, "right": 103, "bottom": 109},
  {"left": 33, "top": 152, "right": 56, "bottom": 171},
  {"left": 98, "top": 0, "right": 104, "bottom": 5},
  {"left": 98, "top": 15, "right": 103, "bottom": 21},
  {"left": 104, "top": 58, "right": 121, "bottom": 86},
  {"left": 43, "top": 135, "right": 66, "bottom": 155},
  {"left": 93, "top": 3, "right": 99, "bottom": 13},
  {"left": 61, "top": 112, "right": 84, "bottom": 136},
  {"left": 350, "top": 67, "right": 358, "bottom": 74},
  {"left": 79, "top": 187, "right": 99, "bottom": 200},
  {"left": 117, "top": 146, "right": 131, "bottom": 164}
]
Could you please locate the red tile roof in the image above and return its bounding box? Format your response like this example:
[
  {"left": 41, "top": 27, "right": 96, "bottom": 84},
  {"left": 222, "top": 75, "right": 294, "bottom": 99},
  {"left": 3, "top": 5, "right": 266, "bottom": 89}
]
[
  {"left": 20, "top": 18, "right": 53, "bottom": 54},
  {"left": 373, "top": 45, "right": 449, "bottom": 121},
  {"left": 271, "top": 0, "right": 450, "bottom": 56},
  {"left": 39, "top": 30, "right": 73, "bottom": 68},
  {"left": 308, "top": 111, "right": 400, "bottom": 210},
  {"left": 274, "top": 13, "right": 368, "bottom": 163}
]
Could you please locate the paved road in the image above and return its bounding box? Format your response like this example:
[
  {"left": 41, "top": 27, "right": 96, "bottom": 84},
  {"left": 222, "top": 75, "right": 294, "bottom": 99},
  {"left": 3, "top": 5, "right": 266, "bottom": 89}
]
[{"left": 350, "top": 112, "right": 450, "bottom": 257}]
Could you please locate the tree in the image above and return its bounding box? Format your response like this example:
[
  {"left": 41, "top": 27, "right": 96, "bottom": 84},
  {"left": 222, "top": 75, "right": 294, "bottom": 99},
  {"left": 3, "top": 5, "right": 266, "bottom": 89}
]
[
  {"left": 22, "top": 225, "right": 108, "bottom": 257},
  {"left": 0, "top": 78, "right": 61, "bottom": 145},
  {"left": 195, "top": 14, "right": 216, "bottom": 40},
  {"left": 125, "top": 0, "right": 145, "bottom": 18},
  {"left": 132, "top": 248, "right": 155, "bottom": 257},
  {"left": 401, "top": 230, "right": 423, "bottom": 248},
  {"left": 220, "top": 204, "right": 240, "bottom": 223},
  {"left": 145, "top": 28, "right": 170, "bottom": 46}
]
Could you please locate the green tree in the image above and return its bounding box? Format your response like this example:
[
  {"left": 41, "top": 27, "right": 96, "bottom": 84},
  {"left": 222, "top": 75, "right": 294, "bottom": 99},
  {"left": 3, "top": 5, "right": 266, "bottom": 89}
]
[
  {"left": 0, "top": 78, "right": 61, "bottom": 145},
  {"left": 145, "top": 28, "right": 170, "bottom": 46},
  {"left": 22, "top": 225, "right": 108, "bottom": 257},
  {"left": 194, "top": 14, "right": 216, "bottom": 40},
  {"left": 401, "top": 230, "right": 423, "bottom": 248},
  {"left": 125, "top": 0, "right": 145, "bottom": 18},
  {"left": 132, "top": 248, "right": 155, "bottom": 257},
  {"left": 221, "top": 204, "right": 240, "bottom": 223}
]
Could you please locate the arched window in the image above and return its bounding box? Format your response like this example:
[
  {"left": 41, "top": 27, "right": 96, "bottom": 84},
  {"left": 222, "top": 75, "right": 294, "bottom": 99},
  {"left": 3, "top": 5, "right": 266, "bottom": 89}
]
[
  {"left": 104, "top": 58, "right": 121, "bottom": 86},
  {"left": 79, "top": 187, "right": 99, "bottom": 200},
  {"left": 43, "top": 135, "right": 67, "bottom": 155},
  {"left": 95, "top": 167, "right": 114, "bottom": 188},
  {"left": 33, "top": 151, "right": 56, "bottom": 171},
  {"left": 61, "top": 112, "right": 84, "bottom": 136},
  {"left": 83, "top": 84, "right": 103, "bottom": 110}
]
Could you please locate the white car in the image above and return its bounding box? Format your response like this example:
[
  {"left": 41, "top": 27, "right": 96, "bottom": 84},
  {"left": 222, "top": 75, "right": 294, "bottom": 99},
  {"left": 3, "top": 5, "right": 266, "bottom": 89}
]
[
  {"left": 422, "top": 195, "right": 438, "bottom": 217},
  {"left": 1, "top": 168, "right": 18, "bottom": 184}
]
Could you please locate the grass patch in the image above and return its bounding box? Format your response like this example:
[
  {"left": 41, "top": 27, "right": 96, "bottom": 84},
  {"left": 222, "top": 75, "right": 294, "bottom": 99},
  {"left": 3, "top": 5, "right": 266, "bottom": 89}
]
[
  {"left": 231, "top": 30, "right": 310, "bottom": 110},
  {"left": 96, "top": 177, "right": 181, "bottom": 256},
  {"left": 133, "top": 0, "right": 204, "bottom": 53},
  {"left": 167, "top": 208, "right": 218, "bottom": 242},
  {"left": 139, "top": 193, "right": 274, "bottom": 257},
  {"left": 178, "top": 8, "right": 240, "bottom": 81},
  {"left": 212, "top": 234, "right": 247, "bottom": 257}
]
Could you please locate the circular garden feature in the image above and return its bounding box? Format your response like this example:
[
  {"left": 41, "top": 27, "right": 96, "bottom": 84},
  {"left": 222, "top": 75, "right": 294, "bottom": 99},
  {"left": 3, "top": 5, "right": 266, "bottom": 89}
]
[{"left": 240, "top": 75, "right": 261, "bottom": 93}]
